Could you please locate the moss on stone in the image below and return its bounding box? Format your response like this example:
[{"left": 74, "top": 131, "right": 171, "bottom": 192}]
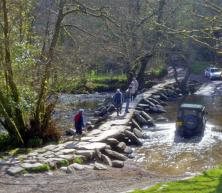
[
  {"left": 73, "top": 157, "right": 84, "bottom": 164},
  {"left": 56, "top": 159, "right": 69, "bottom": 168},
  {"left": 26, "top": 164, "right": 50, "bottom": 173}
]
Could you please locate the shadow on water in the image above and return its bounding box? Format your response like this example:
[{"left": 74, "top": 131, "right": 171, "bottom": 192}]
[{"left": 174, "top": 134, "right": 204, "bottom": 144}]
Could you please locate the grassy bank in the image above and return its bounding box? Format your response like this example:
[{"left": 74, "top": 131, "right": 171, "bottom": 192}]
[
  {"left": 54, "top": 65, "right": 168, "bottom": 94},
  {"left": 132, "top": 167, "right": 222, "bottom": 193},
  {"left": 54, "top": 73, "right": 128, "bottom": 93}
]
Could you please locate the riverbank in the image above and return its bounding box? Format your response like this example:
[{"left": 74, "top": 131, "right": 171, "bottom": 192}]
[
  {"left": 1, "top": 77, "right": 191, "bottom": 193},
  {"left": 2, "top": 71, "right": 220, "bottom": 193},
  {"left": 131, "top": 166, "right": 222, "bottom": 193}
]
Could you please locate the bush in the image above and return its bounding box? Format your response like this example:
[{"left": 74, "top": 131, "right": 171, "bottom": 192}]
[
  {"left": 27, "top": 137, "right": 43, "bottom": 148},
  {"left": 0, "top": 133, "right": 19, "bottom": 151},
  {"left": 150, "top": 65, "right": 168, "bottom": 79}
]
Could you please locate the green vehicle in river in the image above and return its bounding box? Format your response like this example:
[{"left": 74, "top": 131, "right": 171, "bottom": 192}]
[{"left": 175, "top": 103, "right": 207, "bottom": 138}]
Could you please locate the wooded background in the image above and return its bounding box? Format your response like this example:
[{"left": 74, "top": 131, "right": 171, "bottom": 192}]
[{"left": 0, "top": 0, "right": 221, "bottom": 146}]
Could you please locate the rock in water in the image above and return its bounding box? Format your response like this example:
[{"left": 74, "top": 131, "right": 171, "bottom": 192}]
[
  {"left": 7, "top": 166, "right": 24, "bottom": 176},
  {"left": 133, "top": 128, "right": 143, "bottom": 138},
  {"left": 105, "top": 138, "right": 119, "bottom": 146},
  {"left": 112, "top": 160, "right": 124, "bottom": 168},
  {"left": 116, "top": 142, "right": 127, "bottom": 153},
  {"left": 104, "top": 149, "right": 128, "bottom": 161},
  {"left": 101, "top": 154, "right": 113, "bottom": 166},
  {"left": 94, "top": 162, "right": 107, "bottom": 170},
  {"left": 124, "top": 130, "right": 142, "bottom": 146}
]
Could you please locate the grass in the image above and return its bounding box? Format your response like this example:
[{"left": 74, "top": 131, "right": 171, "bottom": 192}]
[
  {"left": 132, "top": 166, "right": 222, "bottom": 193},
  {"left": 54, "top": 73, "right": 128, "bottom": 93},
  {"left": 150, "top": 65, "right": 168, "bottom": 78}
]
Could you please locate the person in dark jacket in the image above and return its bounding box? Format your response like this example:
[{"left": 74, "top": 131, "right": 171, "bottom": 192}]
[
  {"left": 113, "top": 89, "right": 123, "bottom": 116},
  {"left": 74, "top": 109, "right": 85, "bottom": 140}
]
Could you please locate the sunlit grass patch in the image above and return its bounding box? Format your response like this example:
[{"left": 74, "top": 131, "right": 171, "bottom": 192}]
[{"left": 132, "top": 166, "right": 222, "bottom": 193}]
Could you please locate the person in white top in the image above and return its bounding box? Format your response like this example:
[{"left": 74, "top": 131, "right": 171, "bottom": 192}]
[{"left": 130, "top": 77, "right": 139, "bottom": 101}]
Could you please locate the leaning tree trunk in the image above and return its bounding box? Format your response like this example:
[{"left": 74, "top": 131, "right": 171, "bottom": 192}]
[
  {"left": 134, "top": 0, "right": 166, "bottom": 89},
  {"left": 2, "top": 0, "right": 26, "bottom": 143},
  {"left": 137, "top": 53, "right": 153, "bottom": 89},
  {"left": 180, "top": 67, "right": 191, "bottom": 94},
  {"left": 34, "top": 0, "right": 65, "bottom": 131}
]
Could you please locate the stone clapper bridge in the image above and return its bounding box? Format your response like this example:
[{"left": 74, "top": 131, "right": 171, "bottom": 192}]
[{"left": 1, "top": 79, "right": 182, "bottom": 175}]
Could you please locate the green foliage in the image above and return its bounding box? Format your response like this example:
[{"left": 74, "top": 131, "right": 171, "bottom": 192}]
[
  {"left": 150, "top": 65, "right": 168, "bottom": 79},
  {"left": 54, "top": 73, "right": 128, "bottom": 93},
  {"left": 0, "top": 133, "right": 11, "bottom": 150},
  {"left": 131, "top": 166, "right": 222, "bottom": 193},
  {"left": 27, "top": 137, "right": 43, "bottom": 148},
  {"left": 190, "top": 61, "right": 209, "bottom": 74}
]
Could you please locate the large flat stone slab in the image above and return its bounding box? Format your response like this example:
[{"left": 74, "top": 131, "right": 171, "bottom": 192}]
[
  {"left": 21, "top": 163, "right": 44, "bottom": 170},
  {"left": 90, "top": 126, "right": 125, "bottom": 142},
  {"left": 7, "top": 166, "right": 24, "bottom": 175},
  {"left": 75, "top": 142, "right": 107, "bottom": 150}
]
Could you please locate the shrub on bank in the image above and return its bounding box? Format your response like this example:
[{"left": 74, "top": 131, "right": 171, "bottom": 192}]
[{"left": 0, "top": 133, "right": 18, "bottom": 151}]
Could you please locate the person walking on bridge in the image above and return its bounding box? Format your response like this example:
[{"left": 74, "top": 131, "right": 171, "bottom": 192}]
[
  {"left": 130, "top": 77, "right": 139, "bottom": 101},
  {"left": 124, "top": 86, "right": 131, "bottom": 113},
  {"left": 74, "top": 109, "right": 85, "bottom": 141},
  {"left": 113, "top": 89, "right": 123, "bottom": 116}
]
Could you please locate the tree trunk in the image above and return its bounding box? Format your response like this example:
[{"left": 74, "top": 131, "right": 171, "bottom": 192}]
[
  {"left": 135, "top": 0, "right": 166, "bottom": 88},
  {"left": 137, "top": 53, "right": 153, "bottom": 89},
  {"left": 2, "top": 0, "right": 26, "bottom": 143},
  {"left": 35, "top": 0, "right": 65, "bottom": 127}
]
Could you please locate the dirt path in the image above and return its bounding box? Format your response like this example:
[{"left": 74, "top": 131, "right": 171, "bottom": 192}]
[{"left": 0, "top": 162, "right": 183, "bottom": 193}]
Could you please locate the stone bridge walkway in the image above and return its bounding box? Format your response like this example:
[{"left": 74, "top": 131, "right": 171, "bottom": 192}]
[{"left": 0, "top": 79, "right": 175, "bottom": 176}]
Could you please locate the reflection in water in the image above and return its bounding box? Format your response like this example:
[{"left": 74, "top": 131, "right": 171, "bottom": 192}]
[{"left": 134, "top": 94, "right": 222, "bottom": 176}]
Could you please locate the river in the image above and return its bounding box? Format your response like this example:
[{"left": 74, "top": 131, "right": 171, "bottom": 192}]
[{"left": 133, "top": 80, "right": 222, "bottom": 176}]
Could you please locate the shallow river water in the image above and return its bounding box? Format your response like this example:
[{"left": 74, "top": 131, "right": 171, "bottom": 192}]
[
  {"left": 54, "top": 82, "right": 222, "bottom": 177},
  {"left": 134, "top": 81, "right": 222, "bottom": 176}
]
